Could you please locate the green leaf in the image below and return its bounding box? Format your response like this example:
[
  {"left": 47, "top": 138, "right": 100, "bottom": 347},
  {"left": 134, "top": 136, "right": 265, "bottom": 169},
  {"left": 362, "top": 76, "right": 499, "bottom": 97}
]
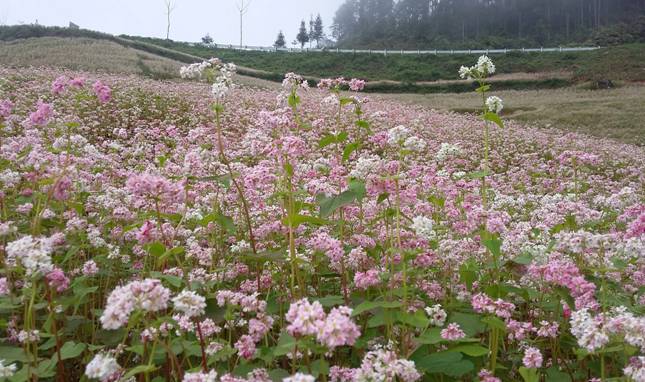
[
  {"left": 318, "top": 190, "right": 360, "bottom": 218},
  {"left": 124, "top": 365, "right": 158, "bottom": 379},
  {"left": 396, "top": 310, "right": 429, "bottom": 328},
  {"left": 284, "top": 214, "right": 328, "bottom": 228},
  {"left": 288, "top": 94, "right": 300, "bottom": 108},
  {"left": 356, "top": 120, "right": 370, "bottom": 129},
  {"left": 342, "top": 141, "right": 361, "bottom": 162},
  {"left": 512, "top": 252, "right": 534, "bottom": 265},
  {"left": 348, "top": 179, "right": 366, "bottom": 202},
  {"left": 352, "top": 300, "right": 402, "bottom": 316},
  {"left": 310, "top": 359, "right": 330, "bottom": 377},
  {"left": 60, "top": 341, "right": 86, "bottom": 360},
  {"left": 414, "top": 351, "right": 474, "bottom": 377},
  {"left": 268, "top": 369, "right": 291, "bottom": 382},
  {"left": 482, "top": 238, "right": 502, "bottom": 259},
  {"left": 519, "top": 367, "right": 540, "bottom": 382},
  {"left": 316, "top": 295, "right": 345, "bottom": 307},
  {"left": 545, "top": 367, "right": 572, "bottom": 382},
  {"left": 447, "top": 344, "right": 489, "bottom": 357},
  {"left": 273, "top": 332, "right": 297, "bottom": 356},
  {"left": 467, "top": 170, "right": 491, "bottom": 179},
  {"left": 484, "top": 111, "right": 504, "bottom": 128},
  {"left": 449, "top": 312, "right": 486, "bottom": 336},
  {"left": 146, "top": 242, "right": 166, "bottom": 257},
  {"left": 0, "top": 346, "right": 30, "bottom": 363},
  {"left": 481, "top": 316, "right": 507, "bottom": 332},
  {"left": 318, "top": 134, "right": 336, "bottom": 148}
]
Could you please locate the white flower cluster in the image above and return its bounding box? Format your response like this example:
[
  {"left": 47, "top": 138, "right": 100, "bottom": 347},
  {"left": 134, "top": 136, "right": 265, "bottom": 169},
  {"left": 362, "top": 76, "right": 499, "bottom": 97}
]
[
  {"left": 179, "top": 58, "right": 237, "bottom": 99},
  {"left": 5, "top": 235, "right": 54, "bottom": 276},
  {"left": 0, "top": 169, "right": 21, "bottom": 188},
  {"left": 354, "top": 345, "right": 421, "bottom": 382},
  {"left": 180, "top": 58, "right": 220, "bottom": 79},
  {"left": 183, "top": 370, "right": 218, "bottom": 382},
  {"left": 172, "top": 290, "right": 207, "bottom": 318},
  {"left": 283, "top": 373, "right": 316, "bottom": 382},
  {"left": 570, "top": 307, "right": 645, "bottom": 354},
  {"left": 100, "top": 279, "right": 171, "bottom": 330},
  {"left": 230, "top": 240, "right": 251, "bottom": 253},
  {"left": 403, "top": 136, "right": 427, "bottom": 152},
  {"left": 0, "top": 359, "right": 16, "bottom": 378},
  {"left": 85, "top": 353, "right": 121, "bottom": 381},
  {"left": 459, "top": 55, "right": 496, "bottom": 79},
  {"left": 436, "top": 142, "right": 461, "bottom": 161},
  {"left": 282, "top": 72, "right": 309, "bottom": 90},
  {"left": 211, "top": 62, "right": 236, "bottom": 100},
  {"left": 387, "top": 125, "right": 410, "bottom": 146},
  {"left": 624, "top": 356, "right": 645, "bottom": 382},
  {"left": 350, "top": 155, "right": 382, "bottom": 179},
  {"left": 486, "top": 96, "right": 504, "bottom": 114},
  {"left": 411, "top": 216, "right": 436, "bottom": 241},
  {"left": 425, "top": 304, "right": 447, "bottom": 326}
]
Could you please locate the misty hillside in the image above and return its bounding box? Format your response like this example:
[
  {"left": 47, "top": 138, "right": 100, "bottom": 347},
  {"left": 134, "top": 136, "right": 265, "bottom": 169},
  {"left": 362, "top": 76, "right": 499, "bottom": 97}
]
[{"left": 331, "top": 0, "right": 645, "bottom": 48}]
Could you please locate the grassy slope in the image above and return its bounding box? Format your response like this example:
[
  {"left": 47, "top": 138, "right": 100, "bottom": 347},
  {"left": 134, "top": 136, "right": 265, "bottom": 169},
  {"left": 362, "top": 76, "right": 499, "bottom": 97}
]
[
  {"left": 125, "top": 36, "right": 645, "bottom": 83},
  {"left": 0, "top": 37, "right": 182, "bottom": 79},
  {"left": 379, "top": 85, "right": 645, "bottom": 145},
  {"left": 0, "top": 36, "right": 279, "bottom": 89}
]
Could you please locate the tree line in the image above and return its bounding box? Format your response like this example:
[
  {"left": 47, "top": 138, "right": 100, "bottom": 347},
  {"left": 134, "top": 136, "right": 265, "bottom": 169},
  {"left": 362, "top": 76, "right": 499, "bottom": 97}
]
[{"left": 330, "top": 0, "right": 645, "bottom": 48}]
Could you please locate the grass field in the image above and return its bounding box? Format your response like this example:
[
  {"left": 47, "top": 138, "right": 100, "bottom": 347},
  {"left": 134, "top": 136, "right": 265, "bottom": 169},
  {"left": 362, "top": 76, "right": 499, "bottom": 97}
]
[
  {"left": 0, "top": 37, "right": 182, "bottom": 79},
  {"left": 126, "top": 36, "right": 645, "bottom": 83},
  {"left": 376, "top": 85, "right": 645, "bottom": 145}
]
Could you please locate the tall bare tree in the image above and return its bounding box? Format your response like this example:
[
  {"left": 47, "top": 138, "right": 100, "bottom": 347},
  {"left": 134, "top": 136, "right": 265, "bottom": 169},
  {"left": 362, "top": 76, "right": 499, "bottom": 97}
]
[
  {"left": 236, "top": 0, "right": 252, "bottom": 46},
  {"left": 164, "top": 0, "right": 176, "bottom": 40}
]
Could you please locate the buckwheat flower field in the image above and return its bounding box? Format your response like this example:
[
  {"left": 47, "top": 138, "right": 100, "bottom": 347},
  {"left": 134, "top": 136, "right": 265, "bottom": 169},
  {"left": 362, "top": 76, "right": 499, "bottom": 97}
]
[{"left": 0, "top": 56, "right": 643, "bottom": 382}]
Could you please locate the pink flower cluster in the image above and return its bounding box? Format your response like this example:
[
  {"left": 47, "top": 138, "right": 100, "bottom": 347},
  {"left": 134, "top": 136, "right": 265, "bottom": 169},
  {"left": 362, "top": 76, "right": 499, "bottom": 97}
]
[
  {"left": 285, "top": 298, "right": 360, "bottom": 349},
  {"left": 93, "top": 80, "right": 112, "bottom": 103},
  {"left": 126, "top": 173, "right": 184, "bottom": 205},
  {"left": 527, "top": 259, "right": 597, "bottom": 310},
  {"left": 28, "top": 100, "right": 53, "bottom": 126},
  {"left": 471, "top": 293, "right": 516, "bottom": 319}
]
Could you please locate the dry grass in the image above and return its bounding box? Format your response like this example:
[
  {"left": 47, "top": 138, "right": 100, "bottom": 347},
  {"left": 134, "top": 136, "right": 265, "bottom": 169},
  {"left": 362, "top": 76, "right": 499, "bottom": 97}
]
[
  {"left": 374, "top": 85, "right": 645, "bottom": 145},
  {"left": 0, "top": 37, "right": 182, "bottom": 77}
]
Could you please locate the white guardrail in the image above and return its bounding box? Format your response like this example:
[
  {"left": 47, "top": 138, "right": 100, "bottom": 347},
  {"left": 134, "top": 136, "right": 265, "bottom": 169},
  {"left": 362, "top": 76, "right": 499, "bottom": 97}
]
[{"left": 191, "top": 43, "right": 601, "bottom": 55}]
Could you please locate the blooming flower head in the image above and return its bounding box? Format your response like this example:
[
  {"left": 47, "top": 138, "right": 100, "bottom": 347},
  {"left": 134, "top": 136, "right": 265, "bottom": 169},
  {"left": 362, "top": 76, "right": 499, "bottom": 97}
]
[
  {"left": 459, "top": 55, "right": 495, "bottom": 79},
  {"left": 0, "top": 359, "right": 16, "bottom": 378},
  {"left": 285, "top": 298, "right": 325, "bottom": 337},
  {"left": 441, "top": 322, "right": 466, "bottom": 341},
  {"left": 411, "top": 216, "right": 435, "bottom": 241},
  {"left": 283, "top": 373, "right": 316, "bottom": 382},
  {"left": 173, "top": 290, "right": 207, "bottom": 318},
  {"left": 522, "top": 347, "right": 543, "bottom": 368},
  {"left": 29, "top": 100, "right": 53, "bottom": 126},
  {"left": 92, "top": 80, "right": 112, "bottom": 103},
  {"left": 100, "top": 279, "right": 171, "bottom": 329},
  {"left": 6, "top": 235, "right": 54, "bottom": 276},
  {"left": 85, "top": 353, "right": 121, "bottom": 381},
  {"left": 425, "top": 304, "right": 447, "bottom": 326},
  {"left": 486, "top": 96, "right": 504, "bottom": 114},
  {"left": 316, "top": 306, "right": 361, "bottom": 349},
  {"left": 387, "top": 125, "right": 410, "bottom": 146},
  {"left": 183, "top": 370, "right": 218, "bottom": 382}
]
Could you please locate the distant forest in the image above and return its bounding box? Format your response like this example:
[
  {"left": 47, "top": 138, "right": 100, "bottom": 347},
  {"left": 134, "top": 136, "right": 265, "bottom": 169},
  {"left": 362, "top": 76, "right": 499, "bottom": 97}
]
[{"left": 331, "top": 0, "right": 645, "bottom": 48}]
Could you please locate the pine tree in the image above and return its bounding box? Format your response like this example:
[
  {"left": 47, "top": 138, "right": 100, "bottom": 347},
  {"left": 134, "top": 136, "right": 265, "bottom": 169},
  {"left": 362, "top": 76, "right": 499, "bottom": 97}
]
[
  {"left": 274, "top": 31, "right": 286, "bottom": 48},
  {"left": 313, "top": 14, "right": 325, "bottom": 47},
  {"left": 296, "top": 20, "right": 310, "bottom": 48},
  {"left": 201, "top": 34, "right": 213, "bottom": 44}
]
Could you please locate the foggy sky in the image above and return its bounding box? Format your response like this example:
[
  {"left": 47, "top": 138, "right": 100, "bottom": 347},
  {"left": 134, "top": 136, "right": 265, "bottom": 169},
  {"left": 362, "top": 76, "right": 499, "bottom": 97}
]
[{"left": 1, "top": 0, "right": 344, "bottom": 46}]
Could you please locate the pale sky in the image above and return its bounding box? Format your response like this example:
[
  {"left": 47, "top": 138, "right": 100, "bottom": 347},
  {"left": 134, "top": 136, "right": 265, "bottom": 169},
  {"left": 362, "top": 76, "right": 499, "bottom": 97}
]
[{"left": 1, "top": 0, "right": 344, "bottom": 46}]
